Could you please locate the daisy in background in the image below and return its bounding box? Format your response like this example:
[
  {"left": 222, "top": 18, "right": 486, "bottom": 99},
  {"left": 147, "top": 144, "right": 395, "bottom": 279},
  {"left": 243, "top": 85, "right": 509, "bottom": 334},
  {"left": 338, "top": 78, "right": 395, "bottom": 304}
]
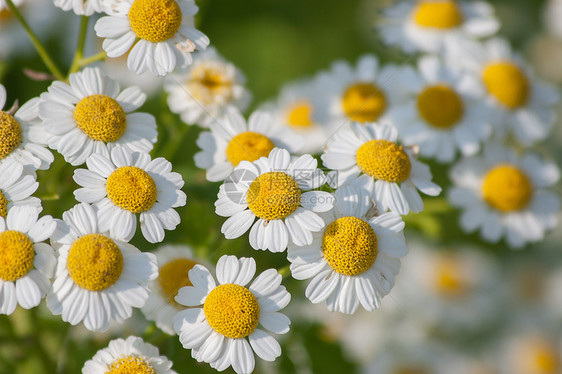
[
  {"left": 448, "top": 37, "right": 559, "bottom": 145},
  {"left": 47, "top": 203, "right": 158, "bottom": 332},
  {"left": 38, "top": 67, "right": 157, "bottom": 166},
  {"left": 95, "top": 0, "right": 209, "bottom": 76},
  {"left": 0, "top": 158, "right": 41, "bottom": 220},
  {"left": 322, "top": 122, "right": 441, "bottom": 216},
  {"left": 174, "top": 255, "right": 291, "bottom": 374},
  {"left": 0, "top": 205, "right": 56, "bottom": 315},
  {"left": 378, "top": 0, "right": 499, "bottom": 54},
  {"left": 82, "top": 336, "right": 176, "bottom": 374},
  {"left": 448, "top": 143, "right": 560, "bottom": 248},
  {"left": 387, "top": 55, "right": 492, "bottom": 163},
  {"left": 215, "top": 147, "right": 332, "bottom": 252},
  {"left": 165, "top": 47, "right": 251, "bottom": 127},
  {"left": 53, "top": 0, "right": 103, "bottom": 15},
  {"left": 195, "top": 107, "right": 302, "bottom": 182},
  {"left": 73, "top": 148, "right": 186, "bottom": 243}
]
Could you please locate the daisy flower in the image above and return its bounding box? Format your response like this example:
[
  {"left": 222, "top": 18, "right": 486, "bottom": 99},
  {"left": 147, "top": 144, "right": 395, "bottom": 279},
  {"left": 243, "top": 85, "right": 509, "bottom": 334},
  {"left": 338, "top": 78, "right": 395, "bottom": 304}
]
[
  {"left": 47, "top": 203, "right": 158, "bottom": 332},
  {"left": 195, "top": 108, "right": 302, "bottom": 182},
  {"left": 387, "top": 55, "right": 492, "bottom": 163},
  {"left": 82, "top": 336, "right": 176, "bottom": 374},
  {"left": 287, "top": 180, "right": 408, "bottom": 314},
  {"left": 0, "top": 158, "right": 41, "bottom": 219},
  {"left": 165, "top": 47, "right": 251, "bottom": 127},
  {"left": 499, "top": 329, "right": 561, "bottom": 374},
  {"left": 448, "top": 37, "right": 560, "bottom": 145},
  {"left": 0, "top": 205, "right": 56, "bottom": 315},
  {"left": 378, "top": 0, "right": 500, "bottom": 54},
  {"left": 0, "top": 86, "right": 53, "bottom": 170},
  {"left": 94, "top": 0, "right": 209, "bottom": 76},
  {"left": 322, "top": 122, "right": 441, "bottom": 215},
  {"left": 73, "top": 148, "right": 186, "bottom": 243},
  {"left": 448, "top": 143, "right": 560, "bottom": 248},
  {"left": 173, "top": 255, "right": 291, "bottom": 374},
  {"left": 53, "top": 0, "right": 104, "bottom": 15},
  {"left": 215, "top": 147, "right": 332, "bottom": 252},
  {"left": 38, "top": 67, "right": 157, "bottom": 166}
]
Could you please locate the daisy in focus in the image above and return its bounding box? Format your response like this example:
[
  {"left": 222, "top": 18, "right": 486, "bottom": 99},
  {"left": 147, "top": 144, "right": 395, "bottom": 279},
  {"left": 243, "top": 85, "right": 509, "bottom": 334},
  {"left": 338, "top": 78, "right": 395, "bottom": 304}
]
[
  {"left": 215, "top": 147, "right": 332, "bottom": 252},
  {"left": 82, "top": 336, "right": 176, "bottom": 374},
  {"left": 448, "top": 143, "right": 560, "bottom": 248},
  {"left": 165, "top": 47, "right": 251, "bottom": 127},
  {"left": 38, "top": 67, "right": 157, "bottom": 166},
  {"left": 378, "top": 0, "right": 500, "bottom": 54},
  {"left": 95, "top": 0, "right": 209, "bottom": 76},
  {"left": 387, "top": 55, "right": 492, "bottom": 163},
  {"left": 73, "top": 148, "right": 186, "bottom": 243},
  {"left": 322, "top": 122, "right": 441, "bottom": 215},
  {"left": 174, "top": 255, "right": 291, "bottom": 374},
  {"left": 195, "top": 108, "right": 302, "bottom": 182},
  {"left": 47, "top": 203, "right": 158, "bottom": 332},
  {"left": 0, "top": 158, "right": 41, "bottom": 219},
  {"left": 0, "top": 205, "right": 56, "bottom": 315}
]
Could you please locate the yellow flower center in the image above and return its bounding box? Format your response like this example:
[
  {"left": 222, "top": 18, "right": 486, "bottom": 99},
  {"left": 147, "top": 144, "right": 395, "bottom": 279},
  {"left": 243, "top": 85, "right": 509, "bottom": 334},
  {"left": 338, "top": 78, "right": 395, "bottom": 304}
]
[
  {"left": 158, "top": 258, "right": 197, "bottom": 308},
  {"left": 482, "top": 62, "right": 530, "bottom": 109},
  {"left": 106, "top": 166, "right": 158, "bottom": 214},
  {"left": 0, "top": 111, "right": 23, "bottom": 160},
  {"left": 225, "top": 132, "right": 275, "bottom": 167},
  {"left": 0, "top": 8, "right": 13, "bottom": 21},
  {"left": 0, "top": 190, "right": 7, "bottom": 219},
  {"left": 417, "top": 84, "right": 464, "bottom": 129},
  {"left": 0, "top": 231, "right": 34, "bottom": 282},
  {"left": 247, "top": 172, "right": 301, "bottom": 221},
  {"left": 73, "top": 94, "right": 127, "bottom": 142},
  {"left": 433, "top": 257, "right": 467, "bottom": 297},
  {"left": 519, "top": 339, "right": 561, "bottom": 374},
  {"left": 203, "top": 283, "right": 260, "bottom": 339},
  {"left": 356, "top": 139, "right": 412, "bottom": 183},
  {"left": 482, "top": 164, "right": 532, "bottom": 212},
  {"left": 187, "top": 65, "right": 233, "bottom": 104},
  {"left": 286, "top": 101, "right": 315, "bottom": 128},
  {"left": 67, "top": 234, "right": 124, "bottom": 291},
  {"left": 106, "top": 355, "right": 156, "bottom": 374},
  {"left": 322, "top": 216, "right": 378, "bottom": 276},
  {"left": 413, "top": 0, "right": 463, "bottom": 29},
  {"left": 128, "top": 0, "right": 182, "bottom": 43},
  {"left": 342, "top": 82, "right": 387, "bottom": 123}
]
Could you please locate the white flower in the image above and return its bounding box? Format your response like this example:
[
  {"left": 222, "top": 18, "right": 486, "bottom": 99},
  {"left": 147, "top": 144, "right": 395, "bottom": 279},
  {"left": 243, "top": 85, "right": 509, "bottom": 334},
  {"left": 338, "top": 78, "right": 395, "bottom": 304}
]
[
  {"left": 448, "top": 37, "right": 560, "bottom": 145},
  {"left": 38, "top": 67, "right": 157, "bottom": 166},
  {"left": 173, "top": 255, "right": 291, "bottom": 374},
  {"left": 53, "top": 0, "right": 104, "bottom": 15},
  {"left": 47, "top": 203, "right": 158, "bottom": 332},
  {"left": 448, "top": 143, "right": 560, "bottom": 248},
  {"left": 195, "top": 108, "right": 302, "bottom": 182},
  {"left": 0, "top": 205, "right": 56, "bottom": 315},
  {"left": 386, "top": 55, "right": 492, "bottom": 163},
  {"left": 95, "top": 0, "right": 209, "bottom": 76},
  {"left": 322, "top": 122, "right": 441, "bottom": 215},
  {"left": 165, "top": 47, "right": 251, "bottom": 127},
  {"left": 0, "top": 158, "right": 41, "bottom": 219},
  {"left": 499, "top": 329, "right": 561, "bottom": 374},
  {"left": 378, "top": 0, "right": 499, "bottom": 54},
  {"left": 215, "top": 147, "right": 333, "bottom": 252},
  {"left": 288, "top": 181, "right": 408, "bottom": 314},
  {"left": 82, "top": 336, "right": 176, "bottom": 374},
  {"left": 73, "top": 148, "right": 186, "bottom": 243}
]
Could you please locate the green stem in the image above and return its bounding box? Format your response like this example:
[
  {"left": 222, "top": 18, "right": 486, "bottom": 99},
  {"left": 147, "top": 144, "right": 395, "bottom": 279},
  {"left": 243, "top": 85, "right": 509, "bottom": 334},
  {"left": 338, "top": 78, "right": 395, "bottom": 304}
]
[
  {"left": 4, "top": 0, "right": 64, "bottom": 80},
  {"left": 67, "top": 16, "right": 89, "bottom": 77},
  {"left": 79, "top": 51, "right": 107, "bottom": 67}
]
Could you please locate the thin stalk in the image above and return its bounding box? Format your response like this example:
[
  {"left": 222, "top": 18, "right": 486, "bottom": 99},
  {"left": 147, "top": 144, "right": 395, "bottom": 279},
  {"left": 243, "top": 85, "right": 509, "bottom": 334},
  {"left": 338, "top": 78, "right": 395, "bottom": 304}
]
[
  {"left": 79, "top": 51, "right": 107, "bottom": 67},
  {"left": 67, "top": 16, "right": 89, "bottom": 76}
]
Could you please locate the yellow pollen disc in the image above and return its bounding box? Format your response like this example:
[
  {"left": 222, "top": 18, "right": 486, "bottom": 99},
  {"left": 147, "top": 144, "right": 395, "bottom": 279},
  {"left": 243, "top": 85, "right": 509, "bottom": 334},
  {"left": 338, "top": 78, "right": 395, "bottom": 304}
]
[
  {"left": 342, "top": 82, "right": 387, "bottom": 123},
  {"left": 322, "top": 216, "right": 378, "bottom": 276},
  {"left": 0, "top": 7, "right": 14, "bottom": 22},
  {"left": 73, "top": 94, "right": 127, "bottom": 142},
  {"left": 0, "top": 231, "right": 34, "bottom": 282},
  {"left": 247, "top": 172, "right": 301, "bottom": 221},
  {"left": 482, "top": 62, "right": 530, "bottom": 109},
  {"left": 204, "top": 283, "right": 260, "bottom": 339},
  {"left": 286, "top": 101, "right": 315, "bottom": 128},
  {"left": 417, "top": 84, "right": 464, "bottom": 129},
  {"left": 0, "top": 190, "right": 7, "bottom": 219},
  {"left": 413, "top": 0, "right": 463, "bottom": 29},
  {"left": 106, "top": 166, "right": 158, "bottom": 214},
  {"left": 482, "top": 164, "right": 532, "bottom": 212},
  {"left": 158, "top": 258, "right": 197, "bottom": 308},
  {"left": 128, "top": 0, "right": 182, "bottom": 43},
  {"left": 225, "top": 132, "right": 275, "bottom": 167},
  {"left": 67, "top": 234, "right": 124, "bottom": 291},
  {"left": 106, "top": 355, "right": 156, "bottom": 374},
  {"left": 187, "top": 65, "right": 233, "bottom": 104},
  {"left": 0, "top": 111, "right": 23, "bottom": 160},
  {"left": 356, "top": 139, "right": 412, "bottom": 183},
  {"left": 433, "top": 258, "right": 467, "bottom": 297}
]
